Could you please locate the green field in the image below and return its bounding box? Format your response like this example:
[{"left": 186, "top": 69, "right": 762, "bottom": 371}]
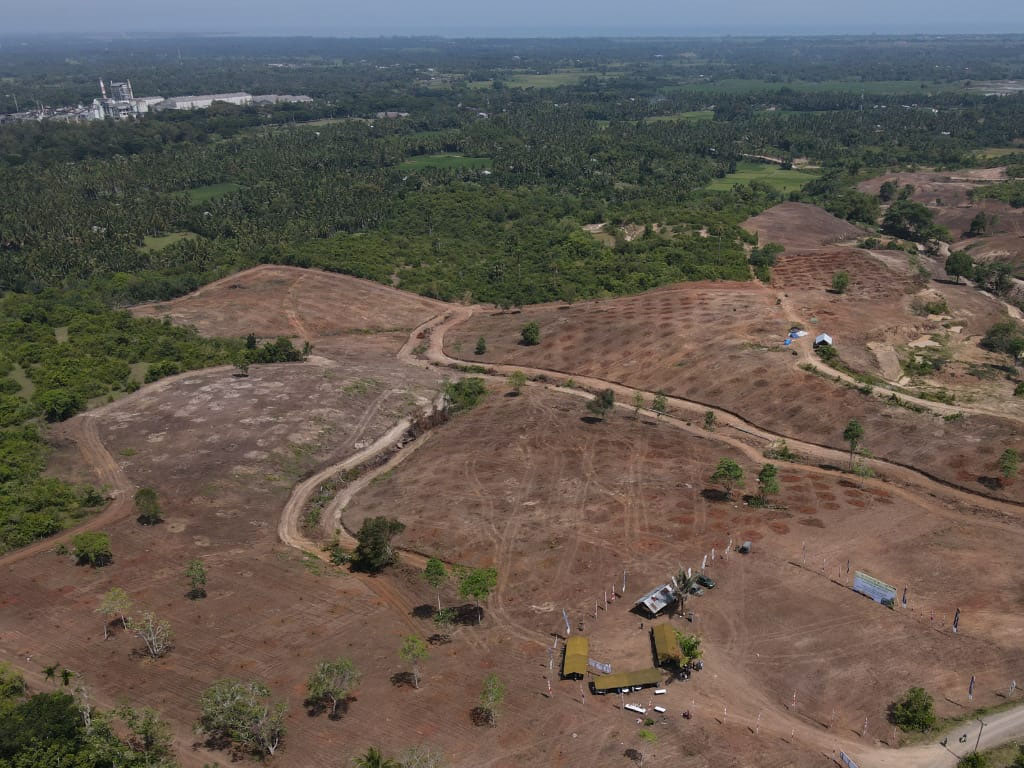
[
  {"left": 975, "top": 147, "right": 1024, "bottom": 159},
  {"left": 398, "top": 154, "right": 492, "bottom": 171},
  {"left": 646, "top": 110, "right": 715, "bottom": 123},
  {"left": 677, "top": 78, "right": 967, "bottom": 95},
  {"left": 707, "top": 161, "right": 820, "bottom": 194},
  {"left": 505, "top": 69, "right": 611, "bottom": 88},
  {"left": 186, "top": 182, "right": 242, "bottom": 205},
  {"left": 140, "top": 231, "right": 199, "bottom": 251},
  {"left": 8, "top": 364, "right": 33, "bottom": 399}
]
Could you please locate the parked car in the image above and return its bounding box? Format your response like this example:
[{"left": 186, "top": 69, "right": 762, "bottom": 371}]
[{"left": 696, "top": 574, "right": 716, "bottom": 589}]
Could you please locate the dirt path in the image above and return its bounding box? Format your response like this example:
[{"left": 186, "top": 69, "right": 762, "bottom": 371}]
[
  {"left": 0, "top": 414, "right": 134, "bottom": 568},
  {"left": 423, "top": 308, "right": 1024, "bottom": 517},
  {"left": 411, "top": 306, "right": 1024, "bottom": 767}
]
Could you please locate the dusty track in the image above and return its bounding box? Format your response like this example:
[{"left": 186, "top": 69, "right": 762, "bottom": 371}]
[
  {"left": 423, "top": 307, "right": 1024, "bottom": 518},
  {"left": 0, "top": 414, "right": 134, "bottom": 567}
]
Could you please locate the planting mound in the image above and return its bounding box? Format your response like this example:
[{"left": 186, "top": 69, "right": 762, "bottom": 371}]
[
  {"left": 742, "top": 202, "right": 866, "bottom": 250},
  {"left": 446, "top": 284, "right": 1024, "bottom": 501},
  {"left": 345, "top": 388, "right": 1024, "bottom": 758}
]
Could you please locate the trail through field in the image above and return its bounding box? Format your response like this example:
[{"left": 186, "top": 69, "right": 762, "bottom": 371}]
[{"left": 0, "top": 414, "right": 134, "bottom": 567}]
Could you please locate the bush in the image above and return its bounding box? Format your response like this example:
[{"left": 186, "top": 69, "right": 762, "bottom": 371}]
[
  {"left": 520, "top": 322, "right": 540, "bottom": 346},
  {"left": 1015, "top": 381, "right": 1024, "bottom": 397},
  {"left": 831, "top": 271, "right": 850, "bottom": 294},
  {"left": 72, "top": 531, "right": 112, "bottom": 567},
  {"left": 445, "top": 378, "right": 487, "bottom": 412},
  {"left": 890, "top": 687, "right": 935, "bottom": 732}
]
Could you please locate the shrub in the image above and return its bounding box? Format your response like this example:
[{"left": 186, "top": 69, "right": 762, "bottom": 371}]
[
  {"left": 890, "top": 687, "right": 935, "bottom": 732},
  {"left": 72, "top": 531, "right": 112, "bottom": 567},
  {"left": 520, "top": 322, "right": 540, "bottom": 346},
  {"left": 445, "top": 378, "right": 487, "bottom": 411}
]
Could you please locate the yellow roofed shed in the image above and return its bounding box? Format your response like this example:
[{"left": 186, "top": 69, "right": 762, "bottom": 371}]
[
  {"left": 562, "top": 636, "right": 589, "bottom": 679},
  {"left": 652, "top": 623, "right": 681, "bottom": 665}
]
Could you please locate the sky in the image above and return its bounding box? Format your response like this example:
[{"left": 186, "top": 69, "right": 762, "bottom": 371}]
[{"left": 4, "top": 0, "right": 1024, "bottom": 36}]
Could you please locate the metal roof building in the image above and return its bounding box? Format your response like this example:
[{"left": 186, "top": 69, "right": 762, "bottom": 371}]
[
  {"left": 591, "top": 668, "right": 663, "bottom": 694},
  {"left": 652, "top": 623, "right": 681, "bottom": 665},
  {"left": 562, "top": 636, "right": 589, "bottom": 679},
  {"left": 635, "top": 583, "right": 676, "bottom": 616}
]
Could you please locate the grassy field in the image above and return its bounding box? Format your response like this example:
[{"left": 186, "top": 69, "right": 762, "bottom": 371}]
[
  {"left": 676, "top": 78, "right": 967, "bottom": 95},
  {"left": 8, "top": 364, "right": 33, "bottom": 399},
  {"left": 646, "top": 110, "right": 715, "bottom": 123},
  {"left": 140, "top": 232, "right": 199, "bottom": 251},
  {"left": 398, "top": 154, "right": 492, "bottom": 171},
  {"left": 707, "top": 161, "right": 820, "bottom": 194},
  {"left": 975, "top": 147, "right": 1024, "bottom": 159},
  {"left": 186, "top": 182, "right": 242, "bottom": 205},
  {"left": 503, "top": 69, "right": 612, "bottom": 88}
]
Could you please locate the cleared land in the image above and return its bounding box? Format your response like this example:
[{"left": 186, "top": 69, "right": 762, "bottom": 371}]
[
  {"left": 131, "top": 264, "right": 447, "bottom": 363},
  {"left": 140, "top": 231, "right": 198, "bottom": 251},
  {"left": 4, "top": 257, "right": 1023, "bottom": 768},
  {"left": 744, "top": 201, "right": 867, "bottom": 249},
  {"left": 184, "top": 182, "right": 242, "bottom": 205},
  {"left": 398, "top": 154, "right": 492, "bottom": 171},
  {"left": 707, "top": 162, "right": 820, "bottom": 195},
  {"left": 344, "top": 387, "right": 1024, "bottom": 764},
  {"left": 445, "top": 274, "right": 1023, "bottom": 500}
]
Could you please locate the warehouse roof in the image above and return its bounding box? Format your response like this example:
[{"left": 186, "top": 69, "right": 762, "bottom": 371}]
[{"left": 591, "top": 668, "right": 662, "bottom": 692}]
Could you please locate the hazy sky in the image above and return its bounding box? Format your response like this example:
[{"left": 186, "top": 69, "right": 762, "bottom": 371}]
[{"left": 4, "top": 0, "right": 1024, "bottom": 36}]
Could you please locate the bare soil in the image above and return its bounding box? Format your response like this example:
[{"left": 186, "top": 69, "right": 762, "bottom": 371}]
[
  {"left": 743, "top": 202, "right": 868, "bottom": 250},
  {"left": 445, "top": 281, "right": 1023, "bottom": 501}
]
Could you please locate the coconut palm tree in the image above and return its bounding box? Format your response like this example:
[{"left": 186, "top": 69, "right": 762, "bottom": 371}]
[{"left": 672, "top": 569, "right": 699, "bottom": 618}]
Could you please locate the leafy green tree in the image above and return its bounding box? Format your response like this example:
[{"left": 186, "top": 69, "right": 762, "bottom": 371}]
[
  {"left": 586, "top": 388, "right": 616, "bottom": 421},
  {"left": 444, "top": 378, "right": 487, "bottom": 412},
  {"left": 458, "top": 567, "right": 498, "bottom": 625},
  {"left": 112, "top": 704, "right": 175, "bottom": 766},
  {"left": 967, "top": 211, "right": 996, "bottom": 238},
  {"left": 757, "top": 463, "right": 780, "bottom": 504},
  {"left": 878, "top": 180, "right": 898, "bottom": 202},
  {"left": 423, "top": 557, "right": 448, "bottom": 611},
  {"left": 0, "top": 662, "right": 26, "bottom": 700},
  {"left": 890, "top": 687, "right": 936, "bottom": 732},
  {"left": 1000, "top": 448, "right": 1019, "bottom": 481},
  {"left": 709, "top": 458, "right": 744, "bottom": 499},
  {"left": 307, "top": 658, "right": 360, "bottom": 717},
  {"left": 133, "top": 487, "right": 162, "bottom": 526},
  {"left": 672, "top": 568, "right": 699, "bottom": 618},
  {"left": 353, "top": 746, "right": 400, "bottom": 768},
  {"left": 97, "top": 587, "right": 132, "bottom": 640},
  {"left": 831, "top": 271, "right": 850, "bottom": 294},
  {"left": 652, "top": 391, "right": 668, "bottom": 420},
  {"left": 981, "top": 320, "right": 1024, "bottom": 362},
  {"left": 946, "top": 251, "right": 974, "bottom": 284},
  {"left": 674, "top": 631, "right": 703, "bottom": 664},
  {"left": 478, "top": 673, "right": 506, "bottom": 725},
  {"left": 843, "top": 419, "right": 865, "bottom": 470},
  {"left": 72, "top": 531, "right": 112, "bottom": 567},
  {"left": 474, "top": 337, "right": 487, "bottom": 355},
  {"left": 198, "top": 679, "right": 287, "bottom": 757},
  {"left": 958, "top": 753, "right": 990, "bottom": 768},
  {"left": 351, "top": 516, "right": 406, "bottom": 573},
  {"left": 520, "top": 322, "right": 540, "bottom": 346},
  {"left": 632, "top": 391, "right": 645, "bottom": 418},
  {"left": 703, "top": 410, "right": 716, "bottom": 431},
  {"left": 186, "top": 558, "right": 207, "bottom": 599},
  {"left": 508, "top": 371, "right": 527, "bottom": 395},
  {"left": 399, "top": 636, "right": 429, "bottom": 689}
]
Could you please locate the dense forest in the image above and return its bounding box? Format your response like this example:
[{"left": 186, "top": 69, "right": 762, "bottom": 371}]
[{"left": 2, "top": 34, "right": 1024, "bottom": 557}]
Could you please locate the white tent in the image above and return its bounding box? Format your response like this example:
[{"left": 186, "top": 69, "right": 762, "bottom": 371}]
[{"left": 814, "top": 333, "right": 833, "bottom": 346}]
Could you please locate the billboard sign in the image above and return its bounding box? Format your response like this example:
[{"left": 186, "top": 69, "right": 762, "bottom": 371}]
[{"left": 852, "top": 571, "right": 897, "bottom": 606}]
